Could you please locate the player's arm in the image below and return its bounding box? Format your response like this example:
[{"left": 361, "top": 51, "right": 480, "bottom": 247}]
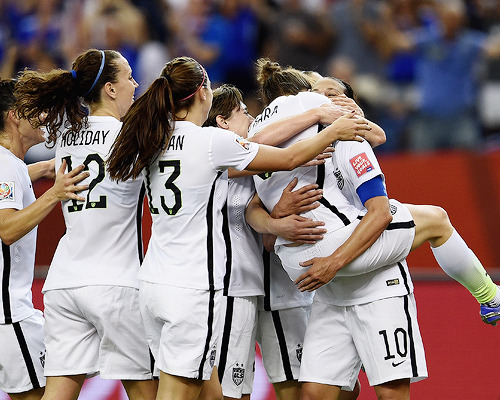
[
  {"left": 0, "top": 161, "right": 88, "bottom": 245},
  {"left": 246, "top": 190, "right": 326, "bottom": 246},
  {"left": 296, "top": 176, "right": 392, "bottom": 291},
  {"left": 27, "top": 158, "right": 56, "bottom": 182}
]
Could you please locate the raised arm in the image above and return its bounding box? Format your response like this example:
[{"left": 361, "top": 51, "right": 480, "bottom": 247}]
[
  {"left": 27, "top": 158, "right": 56, "bottom": 182},
  {"left": 0, "top": 161, "right": 88, "bottom": 245}
]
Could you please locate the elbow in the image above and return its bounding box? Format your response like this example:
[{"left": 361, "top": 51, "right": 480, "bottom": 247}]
[{"left": 0, "top": 232, "right": 16, "bottom": 246}]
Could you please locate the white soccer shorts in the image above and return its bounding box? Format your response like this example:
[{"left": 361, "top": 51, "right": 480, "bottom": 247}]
[
  {"left": 43, "top": 286, "right": 154, "bottom": 380},
  {"left": 139, "top": 281, "right": 222, "bottom": 381},
  {"left": 0, "top": 310, "right": 46, "bottom": 393},
  {"left": 300, "top": 294, "right": 427, "bottom": 388}
]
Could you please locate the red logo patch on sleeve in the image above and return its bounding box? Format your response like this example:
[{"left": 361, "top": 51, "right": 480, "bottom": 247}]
[{"left": 349, "top": 152, "right": 374, "bottom": 177}]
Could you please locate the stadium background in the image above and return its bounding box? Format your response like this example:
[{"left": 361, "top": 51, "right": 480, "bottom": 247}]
[{"left": 2, "top": 0, "right": 500, "bottom": 398}]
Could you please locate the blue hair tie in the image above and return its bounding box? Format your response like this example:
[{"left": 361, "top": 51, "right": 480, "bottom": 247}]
[
  {"left": 84, "top": 50, "right": 105, "bottom": 96},
  {"left": 70, "top": 70, "right": 77, "bottom": 80}
]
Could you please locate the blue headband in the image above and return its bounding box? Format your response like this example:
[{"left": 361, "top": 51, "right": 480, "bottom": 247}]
[{"left": 84, "top": 50, "right": 105, "bottom": 96}]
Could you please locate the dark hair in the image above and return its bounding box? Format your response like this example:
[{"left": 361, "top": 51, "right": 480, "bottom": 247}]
[
  {"left": 203, "top": 84, "right": 243, "bottom": 128},
  {"left": 15, "top": 49, "right": 122, "bottom": 145},
  {"left": 107, "top": 56, "right": 207, "bottom": 181},
  {"left": 0, "top": 79, "right": 17, "bottom": 132},
  {"left": 255, "top": 58, "right": 311, "bottom": 105}
]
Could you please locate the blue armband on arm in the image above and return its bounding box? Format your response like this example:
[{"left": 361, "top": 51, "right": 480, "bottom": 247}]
[{"left": 356, "top": 175, "right": 387, "bottom": 206}]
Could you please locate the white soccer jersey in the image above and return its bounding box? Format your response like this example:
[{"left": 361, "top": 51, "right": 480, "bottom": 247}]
[
  {"left": 140, "top": 121, "right": 259, "bottom": 290},
  {"left": 0, "top": 146, "right": 37, "bottom": 324},
  {"left": 248, "top": 92, "right": 363, "bottom": 246},
  {"left": 317, "top": 140, "right": 414, "bottom": 306},
  {"left": 43, "top": 116, "right": 145, "bottom": 292},
  {"left": 224, "top": 176, "right": 264, "bottom": 297}
]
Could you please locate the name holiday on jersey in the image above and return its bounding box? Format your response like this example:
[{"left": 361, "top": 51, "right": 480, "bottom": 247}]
[{"left": 60, "top": 130, "right": 110, "bottom": 147}]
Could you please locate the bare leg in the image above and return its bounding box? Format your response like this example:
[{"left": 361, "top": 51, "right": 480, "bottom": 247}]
[
  {"left": 156, "top": 371, "right": 203, "bottom": 400},
  {"left": 373, "top": 378, "right": 410, "bottom": 400},
  {"left": 199, "top": 367, "right": 223, "bottom": 400},
  {"left": 223, "top": 395, "right": 249, "bottom": 400},
  {"left": 300, "top": 381, "right": 342, "bottom": 400},
  {"left": 121, "top": 379, "right": 159, "bottom": 400},
  {"left": 273, "top": 380, "right": 301, "bottom": 400},
  {"left": 9, "top": 387, "right": 44, "bottom": 400},
  {"left": 406, "top": 204, "right": 453, "bottom": 250},
  {"left": 338, "top": 379, "right": 360, "bottom": 400},
  {"left": 40, "top": 375, "right": 86, "bottom": 400}
]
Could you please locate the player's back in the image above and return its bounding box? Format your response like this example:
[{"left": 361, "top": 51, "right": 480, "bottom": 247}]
[{"left": 43, "top": 116, "right": 144, "bottom": 292}]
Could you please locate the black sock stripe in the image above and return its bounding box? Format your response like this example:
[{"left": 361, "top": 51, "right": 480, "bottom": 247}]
[
  {"left": 271, "top": 311, "right": 294, "bottom": 380},
  {"left": 13, "top": 322, "right": 40, "bottom": 389},
  {"left": 218, "top": 296, "right": 234, "bottom": 383}
]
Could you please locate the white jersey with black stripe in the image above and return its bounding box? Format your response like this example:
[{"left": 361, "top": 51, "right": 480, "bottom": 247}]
[
  {"left": 224, "top": 176, "right": 264, "bottom": 297},
  {"left": 0, "top": 146, "right": 37, "bottom": 324},
  {"left": 140, "top": 121, "right": 259, "bottom": 290},
  {"left": 43, "top": 116, "right": 145, "bottom": 292},
  {"left": 248, "top": 91, "right": 363, "bottom": 246}
]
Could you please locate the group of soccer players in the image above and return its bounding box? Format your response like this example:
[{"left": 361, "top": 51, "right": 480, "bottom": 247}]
[{"left": 1, "top": 48, "right": 499, "bottom": 400}]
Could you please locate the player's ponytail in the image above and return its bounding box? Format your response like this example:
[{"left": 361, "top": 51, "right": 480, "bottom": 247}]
[
  {"left": 255, "top": 58, "right": 312, "bottom": 105},
  {"left": 108, "top": 56, "right": 207, "bottom": 181},
  {"left": 15, "top": 49, "right": 121, "bottom": 146}
]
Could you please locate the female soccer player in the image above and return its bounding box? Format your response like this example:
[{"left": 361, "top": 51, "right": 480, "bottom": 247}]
[
  {"left": 0, "top": 78, "right": 88, "bottom": 400},
  {"left": 106, "top": 56, "right": 371, "bottom": 400},
  {"left": 15, "top": 49, "right": 158, "bottom": 400}
]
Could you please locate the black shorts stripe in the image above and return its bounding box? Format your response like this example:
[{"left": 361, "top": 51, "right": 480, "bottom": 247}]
[
  {"left": 357, "top": 215, "right": 415, "bottom": 231},
  {"left": 222, "top": 203, "right": 232, "bottom": 297},
  {"left": 218, "top": 296, "right": 235, "bottom": 384},
  {"left": 149, "top": 349, "right": 156, "bottom": 378},
  {"left": 398, "top": 262, "right": 411, "bottom": 295},
  {"left": 198, "top": 288, "right": 216, "bottom": 380},
  {"left": 263, "top": 249, "right": 271, "bottom": 312},
  {"left": 2, "top": 242, "right": 12, "bottom": 324},
  {"left": 136, "top": 182, "right": 146, "bottom": 264},
  {"left": 13, "top": 322, "right": 40, "bottom": 389},
  {"left": 403, "top": 295, "right": 418, "bottom": 377},
  {"left": 271, "top": 310, "right": 294, "bottom": 381},
  {"left": 316, "top": 164, "right": 351, "bottom": 226}
]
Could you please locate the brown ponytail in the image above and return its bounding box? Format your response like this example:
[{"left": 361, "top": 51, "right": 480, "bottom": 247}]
[{"left": 107, "top": 56, "right": 206, "bottom": 181}]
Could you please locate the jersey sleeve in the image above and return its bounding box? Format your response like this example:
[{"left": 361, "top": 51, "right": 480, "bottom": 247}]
[
  {"left": 0, "top": 157, "right": 25, "bottom": 211},
  {"left": 341, "top": 140, "right": 385, "bottom": 193},
  {"left": 209, "top": 128, "right": 259, "bottom": 171}
]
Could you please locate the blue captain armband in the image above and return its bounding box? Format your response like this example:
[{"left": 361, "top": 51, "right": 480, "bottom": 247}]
[{"left": 356, "top": 175, "right": 387, "bottom": 205}]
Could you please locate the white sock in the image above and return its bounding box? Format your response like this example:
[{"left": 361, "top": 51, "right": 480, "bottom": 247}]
[{"left": 431, "top": 229, "right": 497, "bottom": 304}]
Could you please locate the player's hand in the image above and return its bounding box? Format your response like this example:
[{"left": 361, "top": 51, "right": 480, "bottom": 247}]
[
  {"left": 271, "top": 177, "right": 323, "bottom": 218},
  {"left": 295, "top": 256, "right": 341, "bottom": 291},
  {"left": 328, "top": 111, "right": 371, "bottom": 142},
  {"left": 51, "top": 159, "right": 89, "bottom": 202},
  {"left": 270, "top": 215, "right": 326, "bottom": 244},
  {"left": 330, "top": 95, "right": 364, "bottom": 117},
  {"left": 301, "top": 146, "right": 334, "bottom": 167},
  {"left": 314, "top": 103, "right": 345, "bottom": 125}
]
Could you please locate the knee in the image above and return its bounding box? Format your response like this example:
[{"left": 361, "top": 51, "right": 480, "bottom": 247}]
[{"left": 430, "top": 206, "right": 452, "bottom": 232}]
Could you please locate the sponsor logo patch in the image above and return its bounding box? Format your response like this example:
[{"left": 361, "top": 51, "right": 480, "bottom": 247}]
[
  {"left": 0, "top": 182, "right": 14, "bottom": 201},
  {"left": 349, "top": 153, "right": 374, "bottom": 177},
  {"left": 386, "top": 279, "right": 400, "bottom": 287},
  {"left": 235, "top": 136, "right": 251, "bottom": 151},
  {"left": 232, "top": 364, "right": 245, "bottom": 386}
]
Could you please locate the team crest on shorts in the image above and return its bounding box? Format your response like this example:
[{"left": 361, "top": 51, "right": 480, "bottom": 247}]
[
  {"left": 39, "top": 351, "right": 46, "bottom": 368},
  {"left": 0, "top": 182, "right": 14, "bottom": 201},
  {"left": 349, "top": 153, "right": 374, "bottom": 177},
  {"left": 390, "top": 203, "right": 398, "bottom": 215},
  {"left": 234, "top": 136, "right": 251, "bottom": 151},
  {"left": 209, "top": 349, "right": 217, "bottom": 368},
  {"left": 296, "top": 344, "right": 303, "bottom": 363},
  {"left": 232, "top": 363, "right": 245, "bottom": 386}
]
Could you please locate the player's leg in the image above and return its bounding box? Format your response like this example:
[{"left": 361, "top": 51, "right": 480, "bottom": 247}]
[
  {"left": 157, "top": 371, "right": 204, "bottom": 400},
  {"left": 198, "top": 367, "right": 223, "bottom": 400},
  {"left": 40, "top": 376, "right": 86, "bottom": 400},
  {"left": 9, "top": 387, "right": 44, "bottom": 400},
  {"left": 273, "top": 380, "right": 301, "bottom": 400},
  {"left": 373, "top": 378, "right": 410, "bottom": 400},
  {"left": 406, "top": 203, "right": 500, "bottom": 324},
  {"left": 300, "top": 382, "right": 342, "bottom": 400},
  {"left": 121, "top": 379, "right": 159, "bottom": 400}
]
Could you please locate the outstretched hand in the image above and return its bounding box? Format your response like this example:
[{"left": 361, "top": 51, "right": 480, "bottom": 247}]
[
  {"left": 271, "top": 214, "right": 326, "bottom": 244},
  {"left": 51, "top": 159, "right": 89, "bottom": 202},
  {"left": 329, "top": 111, "right": 371, "bottom": 142},
  {"left": 271, "top": 177, "right": 323, "bottom": 218}
]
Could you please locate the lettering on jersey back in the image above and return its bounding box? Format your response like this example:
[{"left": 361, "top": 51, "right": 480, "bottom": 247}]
[
  {"left": 251, "top": 105, "right": 279, "bottom": 127},
  {"left": 166, "top": 135, "right": 184, "bottom": 151},
  {"left": 60, "top": 130, "right": 110, "bottom": 147}
]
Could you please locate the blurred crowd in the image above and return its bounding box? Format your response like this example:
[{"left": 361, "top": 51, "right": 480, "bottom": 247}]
[{"left": 2, "top": 0, "right": 500, "bottom": 159}]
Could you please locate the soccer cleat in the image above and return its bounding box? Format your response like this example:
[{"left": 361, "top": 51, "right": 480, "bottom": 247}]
[{"left": 480, "top": 304, "right": 500, "bottom": 326}]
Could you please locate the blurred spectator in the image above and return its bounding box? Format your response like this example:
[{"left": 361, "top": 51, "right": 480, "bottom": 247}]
[{"left": 382, "top": 0, "right": 500, "bottom": 152}]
